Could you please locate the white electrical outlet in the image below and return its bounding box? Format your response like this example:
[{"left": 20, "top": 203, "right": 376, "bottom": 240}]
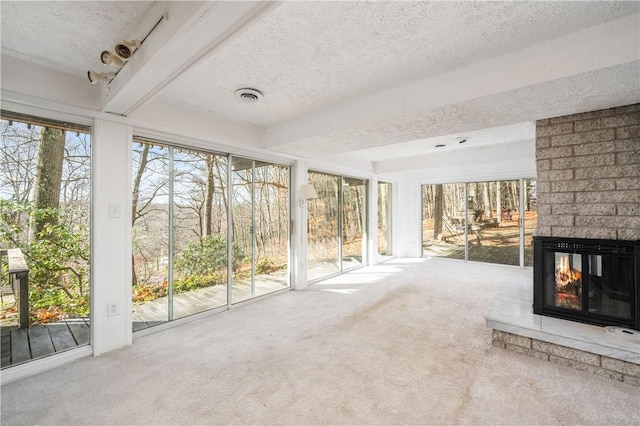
[{"left": 107, "top": 302, "right": 120, "bottom": 317}]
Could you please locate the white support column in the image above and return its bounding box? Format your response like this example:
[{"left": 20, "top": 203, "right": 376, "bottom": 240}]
[
  {"left": 291, "top": 161, "right": 309, "bottom": 290},
  {"left": 92, "top": 119, "right": 133, "bottom": 355},
  {"left": 394, "top": 174, "right": 421, "bottom": 257}
]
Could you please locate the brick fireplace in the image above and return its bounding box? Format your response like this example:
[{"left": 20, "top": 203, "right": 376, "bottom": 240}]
[
  {"left": 534, "top": 104, "right": 639, "bottom": 241},
  {"left": 533, "top": 104, "right": 639, "bottom": 330},
  {"left": 486, "top": 104, "right": 640, "bottom": 386}
]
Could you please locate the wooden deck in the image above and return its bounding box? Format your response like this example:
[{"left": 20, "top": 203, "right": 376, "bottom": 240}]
[
  {"left": 133, "top": 273, "right": 289, "bottom": 331},
  {"left": 1, "top": 318, "right": 90, "bottom": 368},
  {"left": 0, "top": 273, "right": 288, "bottom": 368}
]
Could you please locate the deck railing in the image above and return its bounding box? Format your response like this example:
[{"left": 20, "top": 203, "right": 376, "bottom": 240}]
[{"left": 0, "top": 248, "right": 29, "bottom": 329}]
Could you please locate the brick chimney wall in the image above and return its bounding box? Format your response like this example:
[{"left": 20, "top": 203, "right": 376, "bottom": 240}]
[{"left": 535, "top": 104, "right": 639, "bottom": 241}]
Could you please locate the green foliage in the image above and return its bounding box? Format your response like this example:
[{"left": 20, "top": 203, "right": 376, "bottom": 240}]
[
  {"left": 0, "top": 199, "right": 30, "bottom": 244},
  {"left": 175, "top": 235, "right": 245, "bottom": 276},
  {"left": 132, "top": 273, "right": 227, "bottom": 304},
  {"left": 132, "top": 281, "right": 168, "bottom": 303},
  {"left": 0, "top": 200, "right": 90, "bottom": 323},
  {"left": 174, "top": 272, "right": 226, "bottom": 292},
  {"left": 130, "top": 235, "right": 246, "bottom": 305},
  {"left": 255, "top": 257, "right": 283, "bottom": 275}
]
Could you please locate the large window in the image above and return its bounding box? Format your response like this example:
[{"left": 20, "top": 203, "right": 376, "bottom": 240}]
[
  {"left": 523, "top": 179, "right": 537, "bottom": 267},
  {"left": 307, "top": 171, "right": 367, "bottom": 281},
  {"left": 421, "top": 179, "right": 537, "bottom": 266},
  {"left": 377, "top": 181, "right": 392, "bottom": 259},
  {"left": 1, "top": 112, "right": 91, "bottom": 368},
  {"left": 231, "top": 158, "right": 290, "bottom": 304},
  {"left": 421, "top": 183, "right": 466, "bottom": 260},
  {"left": 466, "top": 181, "right": 520, "bottom": 266},
  {"left": 307, "top": 172, "right": 340, "bottom": 281},
  {"left": 131, "top": 141, "right": 290, "bottom": 331},
  {"left": 342, "top": 177, "right": 367, "bottom": 270}
]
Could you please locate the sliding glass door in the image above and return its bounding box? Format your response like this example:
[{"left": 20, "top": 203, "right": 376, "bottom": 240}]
[
  {"left": 523, "top": 179, "right": 537, "bottom": 267},
  {"left": 132, "top": 144, "right": 290, "bottom": 331},
  {"left": 467, "top": 180, "right": 520, "bottom": 266},
  {"left": 172, "top": 149, "right": 229, "bottom": 319},
  {"left": 231, "top": 157, "right": 290, "bottom": 304},
  {"left": 421, "top": 183, "right": 466, "bottom": 260},
  {"left": 132, "top": 142, "right": 229, "bottom": 329},
  {"left": 377, "top": 182, "right": 393, "bottom": 260},
  {"left": 342, "top": 178, "right": 367, "bottom": 271},
  {"left": 307, "top": 171, "right": 368, "bottom": 281},
  {"left": 421, "top": 179, "right": 536, "bottom": 267},
  {"left": 307, "top": 172, "right": 341, "bottom": 281},
  {"left": 1, "top": 113, "right": 92, "bottom": 368}
]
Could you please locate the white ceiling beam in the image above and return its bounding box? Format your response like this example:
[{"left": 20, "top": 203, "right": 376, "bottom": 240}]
[
  {"left": 264, "top": 11, "right": 640, "bottom": 150},
  {"left": 101, "top": 1, "right": 280, "bottom": 116}
]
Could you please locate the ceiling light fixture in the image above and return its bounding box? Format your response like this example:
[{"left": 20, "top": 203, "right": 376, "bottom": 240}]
[
  {"left": 88, "top": 40, "right": 142, "bottom": 84},
  {"left": 100, "top": 50, "right": 124, "bottom": 67},
  {"left": 235, "top": 88, "right": 263, "bottom": 103},
  {"left": 458, "top": 137, "right": 468, "bottom": 144},
  {"left": 435, "top": 144, "right": 446, "bottom": 148},
  {"left": 87, "top": 70, "right": 116, "bottom": 84},
  {"left": 114, "top": 40, "right": 141, "bottom": 61}
]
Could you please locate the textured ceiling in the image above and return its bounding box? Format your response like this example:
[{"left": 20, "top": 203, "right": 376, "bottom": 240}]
[
  {"left": 160, "top": 1, "right": 639, "bottom": 128},
  {"left": 1, "top": 1, "right": 155, "bottom": 76},
  {"left": 353, "top": 123, "right": 536, "bottom": 162},
  {"left": 1, "top": 1, "right": 639, "bottom": 166},
  {"left": 280, "top": 61, "right": 640, "bottom": 161}
]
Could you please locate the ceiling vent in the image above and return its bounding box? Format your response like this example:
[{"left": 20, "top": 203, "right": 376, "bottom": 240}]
[{"left": 235, "top": 88, "right": 263, "bottom": 103}]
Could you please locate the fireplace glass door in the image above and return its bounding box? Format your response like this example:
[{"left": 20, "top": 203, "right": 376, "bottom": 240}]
[
  {"left": 586, "top": 254, "right": 633, "bottom": 321},
  {"left": 535, "top": 237, "right": 638, "bottom": 329},
  {"left": 545, "top": 252, "right": 582, "bottom": 311}
]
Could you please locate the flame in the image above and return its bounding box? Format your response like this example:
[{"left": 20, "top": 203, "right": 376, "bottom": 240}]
[
  {"left": 555, "top": 255, "right": 581, "bottom": 288},
  {"left": 554, "top": 255, "right": 581, "bottom": 309}
]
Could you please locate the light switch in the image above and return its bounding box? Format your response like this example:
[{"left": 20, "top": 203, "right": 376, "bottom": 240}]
[{"left": 108, "top": 203, "right": 121, "bottom": 219}]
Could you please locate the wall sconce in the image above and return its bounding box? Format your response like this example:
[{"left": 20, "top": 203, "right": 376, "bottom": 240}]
[{"left": 299, "top": 184, "right": 317, "bottom": 207}]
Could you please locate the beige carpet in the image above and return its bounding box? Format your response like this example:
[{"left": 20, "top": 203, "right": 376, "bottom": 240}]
[{"left": 1, "top": 258, "right": 639, "bottom": 425}]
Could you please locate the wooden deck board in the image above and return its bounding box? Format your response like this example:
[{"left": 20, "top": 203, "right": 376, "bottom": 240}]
[
  {"left": 130, "top": 275, "right": 288, "bottom": 331},
  {"left": 28, "top": 326, "right": 55, "bottom": 359},
  {"left": 48, "top": 323, "right": 77, "bottom": 352},
  {"left": 10, "top": 328, "right": 30, "bottom": 364},
  {"left": 1, "top": 327, "right": 13, "bottom": 367},
  {"left": 1, "top": 354, "right": 11, "bottom": 368},
  {"left": 67, "top": 323, "right": 90, "bottom": 346},
  {"left": 1, "top": 320, "right": 91, "bottom": 369}
]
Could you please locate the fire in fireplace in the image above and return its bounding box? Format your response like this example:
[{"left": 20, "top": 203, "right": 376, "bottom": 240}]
[
  {"left": 554, "top": 253, "right": 582, "bottom": 310},
  {"left": 534, "top": 237, "right": 639, "bottom": 330}
]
